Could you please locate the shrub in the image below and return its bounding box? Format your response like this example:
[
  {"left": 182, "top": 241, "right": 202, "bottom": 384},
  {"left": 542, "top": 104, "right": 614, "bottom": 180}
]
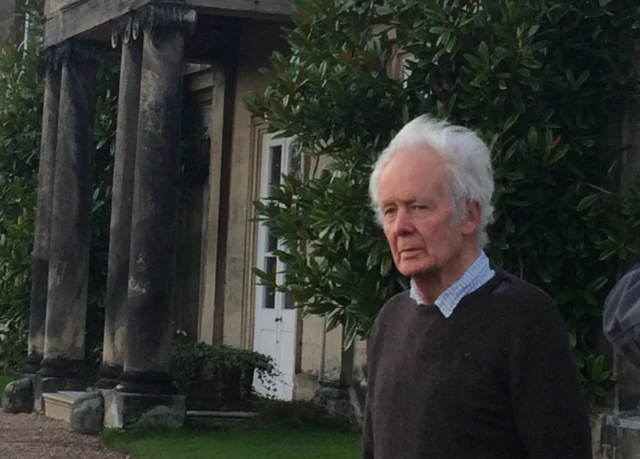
[
  {"left": 245, "top": 0, "right": 640, "bottom": 407},
  {"left": 171, "top": 335, "right": 277, "bottom": 410}
]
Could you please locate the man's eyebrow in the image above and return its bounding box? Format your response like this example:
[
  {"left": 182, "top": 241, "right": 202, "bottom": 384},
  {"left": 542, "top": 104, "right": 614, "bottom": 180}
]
[{"left": 407, "top": 198, "right": 434, "bottom": 205}]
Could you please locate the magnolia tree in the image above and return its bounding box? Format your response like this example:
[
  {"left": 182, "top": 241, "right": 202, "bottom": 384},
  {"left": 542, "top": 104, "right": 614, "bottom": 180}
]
[{"left": 244, "top": 0, "right": 640, "bottom": 405}]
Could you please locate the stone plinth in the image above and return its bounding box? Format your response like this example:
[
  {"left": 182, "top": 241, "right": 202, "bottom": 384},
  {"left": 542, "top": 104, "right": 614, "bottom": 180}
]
[
  {"left": 102, "top": 390, "right": 185, "bottom": 429},
  {"left": 33, "top": 374, "right": 88, "bottom": 412}
]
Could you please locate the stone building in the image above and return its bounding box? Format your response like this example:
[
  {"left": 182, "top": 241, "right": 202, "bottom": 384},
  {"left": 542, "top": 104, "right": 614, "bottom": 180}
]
[{"left": 1, "top": 0, "right": 365, "bottom": 428}]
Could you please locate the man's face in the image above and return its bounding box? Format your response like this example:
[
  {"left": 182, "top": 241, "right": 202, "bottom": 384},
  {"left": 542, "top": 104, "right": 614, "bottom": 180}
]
[{"left": 378, "top": 145, "right": 472, "bottom": 279}]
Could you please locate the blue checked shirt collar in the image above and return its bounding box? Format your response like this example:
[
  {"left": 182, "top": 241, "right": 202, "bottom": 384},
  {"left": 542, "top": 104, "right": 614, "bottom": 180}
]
[{"left": 409, "top": 251, "right": 495, "bottom": 318}]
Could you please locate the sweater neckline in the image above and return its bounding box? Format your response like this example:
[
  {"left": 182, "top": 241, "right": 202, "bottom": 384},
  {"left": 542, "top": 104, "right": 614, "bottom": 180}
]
[{"left": 410, "top": 267, "right": 507, "bottom": 315}]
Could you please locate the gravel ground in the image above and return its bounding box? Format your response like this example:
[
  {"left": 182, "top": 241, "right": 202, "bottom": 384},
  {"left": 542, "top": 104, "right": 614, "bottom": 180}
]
[{"left": 0, "top": 411, "right": 130, "bottom": 459}]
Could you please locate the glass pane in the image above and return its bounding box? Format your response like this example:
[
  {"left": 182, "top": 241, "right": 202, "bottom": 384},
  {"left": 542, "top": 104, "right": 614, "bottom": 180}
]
[
  {"left": 270, "top": 146, "right": 282, "bottom": 186},
  {"left": 267, "top": 231, "right": 278, "bottom": 253},
  {"left": 200, "top": 103, "right": 213, "bottom": 137},
  {"left": 284, "top": 292, "right": 295, "bottom": 310},
  {"left": 284, "top": 262, "right": 295, "bottom": 310},
  {"left": 264, "top": 256, "right": 277, "bottom": 309}
]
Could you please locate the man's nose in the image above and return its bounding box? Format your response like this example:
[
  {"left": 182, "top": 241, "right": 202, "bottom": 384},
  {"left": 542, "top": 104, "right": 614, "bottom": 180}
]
[{"left": 395, "top": 209, "right": 415, "bottom": 236}]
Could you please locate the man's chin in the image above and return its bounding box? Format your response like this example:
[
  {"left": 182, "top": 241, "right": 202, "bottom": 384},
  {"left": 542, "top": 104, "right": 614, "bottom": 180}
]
[{"left": 399, "top": 263, "right": 437, "bottom": 278}]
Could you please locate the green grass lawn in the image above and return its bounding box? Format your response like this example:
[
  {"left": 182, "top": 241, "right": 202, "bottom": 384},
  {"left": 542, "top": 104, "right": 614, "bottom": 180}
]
[
  {"left": 0, "top": 375, "right": 12, "bottom": 394},
  {"left": 103, "top": 427, "right": 361, "bottom": 459}
]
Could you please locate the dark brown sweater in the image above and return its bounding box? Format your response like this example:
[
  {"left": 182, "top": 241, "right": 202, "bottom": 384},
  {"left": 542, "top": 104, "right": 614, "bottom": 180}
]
[{"left": 362, "top": 268, "right": 591, "bottom": 459}]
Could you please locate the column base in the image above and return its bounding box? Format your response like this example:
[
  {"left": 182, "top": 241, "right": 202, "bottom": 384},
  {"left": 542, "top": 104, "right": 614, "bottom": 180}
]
[
  {"left": 34, "top": 359, "right": 89, "bottom": 412},
  {"left": 21, "top": 352, "right": 43, "bottom": 375},
  {"left": 38, "top": 357, "right": 88, "bottom": 378},
  {"left": 33, "top": 375, "right": 89, "bottom": 412},
  {"left": 102, "top": 389, "right": 185, "bottom": 429},
  {"left": 116, "top": 370, "right": 177, "bottom": 395},
  {"left": 94, "top": 364, "right": 123, "bottom": 389}
]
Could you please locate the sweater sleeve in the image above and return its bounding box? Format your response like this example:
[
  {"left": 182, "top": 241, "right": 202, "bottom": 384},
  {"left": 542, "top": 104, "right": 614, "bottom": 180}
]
[
  {"left": 362, "top": 323, "right": 377, "bottom": 459},
  {"left": 362, "top": 392, "right": 374, "bottom": 459},
  {"left": 509, "top": 293, "right": 592, "bottom": 459}
]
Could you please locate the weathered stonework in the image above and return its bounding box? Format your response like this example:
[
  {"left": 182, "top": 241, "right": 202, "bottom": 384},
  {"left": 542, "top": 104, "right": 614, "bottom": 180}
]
[
  {"left": 70, "top": 391, "right": 104, "bottom": 435},
  {"left": 2, "top": 377, "right": 33, "bottom": 413},
  {"left": 33, "top": 372, "right": 89, "bottom": 412},
  {"left": 110, "top": 6, "right": 197, "bottom": 50},
  {"left": 23, "top": 53, "right": 61, "bottom": 375},
  {"left": 97, "top": 28, "right": 143, "bottom": 390},
  {"left": 117, "top": 8, "right": 196, "bottom": 395},
  {"left": 312, "top": 383, "right": 356, "bottom": 424},
  {"left": 102, "top": 390, "right": 185, "bottom": 429},
  {"left": 40, "top": 40, "right": 101, "bottom": 382}
]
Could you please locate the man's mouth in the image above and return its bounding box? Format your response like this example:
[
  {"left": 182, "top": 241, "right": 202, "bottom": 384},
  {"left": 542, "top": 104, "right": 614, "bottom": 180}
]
[{"left": 400, "top": 248, "right": 422, "bottom": 254}]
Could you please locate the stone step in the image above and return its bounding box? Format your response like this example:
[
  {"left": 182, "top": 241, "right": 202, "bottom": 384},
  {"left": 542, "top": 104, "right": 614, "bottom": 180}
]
[
  {"left": 42, "top": 393, "right": 259, "bottom": 429},
  {"left": 186, "top": 410, "right": 259, "bottom": 428},
  {"left": 42, "top": 391, "right": 85, "bottom": 423}
]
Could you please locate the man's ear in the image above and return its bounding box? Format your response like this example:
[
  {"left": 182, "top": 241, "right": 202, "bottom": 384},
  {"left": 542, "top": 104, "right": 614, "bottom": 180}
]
[{"left": 460, "top": 200, "right": 481, "bottom": 236}]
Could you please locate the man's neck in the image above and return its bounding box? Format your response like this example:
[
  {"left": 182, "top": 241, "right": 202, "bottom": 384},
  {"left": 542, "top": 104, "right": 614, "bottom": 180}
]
[{"left": 413, "top": 247, "right": 482, "bottom": 304}]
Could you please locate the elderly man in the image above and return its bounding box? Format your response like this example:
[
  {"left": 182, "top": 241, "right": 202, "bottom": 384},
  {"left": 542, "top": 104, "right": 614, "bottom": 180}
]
[{"left": 362, "top": 115, "right": 591, "bottom": 459}]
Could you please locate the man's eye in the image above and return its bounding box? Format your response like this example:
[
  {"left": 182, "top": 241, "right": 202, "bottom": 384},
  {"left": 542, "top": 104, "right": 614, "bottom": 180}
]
[
  {"left": 383, "top": 208, "right": 396, "bottom": 216},
  {"left": 412, "top": 204, "right": 428, "bottom": 211}
]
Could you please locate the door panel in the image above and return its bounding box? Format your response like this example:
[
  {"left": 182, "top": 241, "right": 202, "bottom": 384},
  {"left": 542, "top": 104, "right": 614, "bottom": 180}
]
[{"left": 253, "top": 134, "right": 298, "bottom": 400}]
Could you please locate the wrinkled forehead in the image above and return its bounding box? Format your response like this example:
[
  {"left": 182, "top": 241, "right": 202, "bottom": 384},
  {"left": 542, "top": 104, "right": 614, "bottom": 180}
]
[{"left": 379, "top": 145, "right": 452, "bottom": 195}]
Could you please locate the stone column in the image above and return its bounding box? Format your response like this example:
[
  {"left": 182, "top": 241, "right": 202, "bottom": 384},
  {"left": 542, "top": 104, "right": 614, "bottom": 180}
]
[
  {"left": 22, "top": 50, "right": 61, "bottom": 375},
  {"left": 38, "top": 41, "right": 100, "bottom": 388},
  {"left": 96, "top": 19, "right": 143, "bottom": 389},
  {"left": 117, "top": 7, "right": 196, "bottom": 395}
]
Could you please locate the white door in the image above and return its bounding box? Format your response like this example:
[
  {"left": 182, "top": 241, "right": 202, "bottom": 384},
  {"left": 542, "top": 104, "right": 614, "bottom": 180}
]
[{"left": 253, "top": 134, "right": 298, "bottom": 400}]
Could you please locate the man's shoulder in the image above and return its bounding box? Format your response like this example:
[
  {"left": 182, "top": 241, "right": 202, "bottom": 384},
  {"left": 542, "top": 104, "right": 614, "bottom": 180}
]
[
  {"left": 379, "top": 290, "right": 412, "bottom": 316},
  {"left": 491, "top": 267, "right": 559, "bottom": 319},
  {"left": 371, "top": 290, "right": 412, "bottom": 330}
]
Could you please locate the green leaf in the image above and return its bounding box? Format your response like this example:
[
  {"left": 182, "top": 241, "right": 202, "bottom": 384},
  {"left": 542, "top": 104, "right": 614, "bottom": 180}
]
[
  {"left": 478, "top": 41, "right": 490, "bottom": 60},
  {"left": 591, "top": 355, "right": 604, "bottom": 378},
  {"left": 380, "top": 257, "right": 392, "bottom": 277},
  {"left": 577, "top": 194, "right": 599, "bottom": 212},
  {"left": 527, "top": 127, "right": 538, "bottom": 149}
]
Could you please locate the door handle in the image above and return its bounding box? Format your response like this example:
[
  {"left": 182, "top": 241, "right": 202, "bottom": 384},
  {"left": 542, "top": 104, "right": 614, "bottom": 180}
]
[{"left": 275, "top": 317, "right": 282, "bottom": 322}]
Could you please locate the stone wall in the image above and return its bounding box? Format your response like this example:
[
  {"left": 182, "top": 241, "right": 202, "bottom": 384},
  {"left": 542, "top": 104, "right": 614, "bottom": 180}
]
[
  {"left": 220, "top": 19, "right": 288, "bottom": 348},
  {"left": 43, "top": 0, "right": 74, "bottom": 16},
  {"left": 0, "top": 0, "right": 22, "bottom": 38}
]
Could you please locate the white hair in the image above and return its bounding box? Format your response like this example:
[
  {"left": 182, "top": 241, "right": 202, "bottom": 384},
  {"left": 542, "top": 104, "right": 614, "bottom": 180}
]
[{"left": 369, "top": 115, "right": 495, "bottom": 248}]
